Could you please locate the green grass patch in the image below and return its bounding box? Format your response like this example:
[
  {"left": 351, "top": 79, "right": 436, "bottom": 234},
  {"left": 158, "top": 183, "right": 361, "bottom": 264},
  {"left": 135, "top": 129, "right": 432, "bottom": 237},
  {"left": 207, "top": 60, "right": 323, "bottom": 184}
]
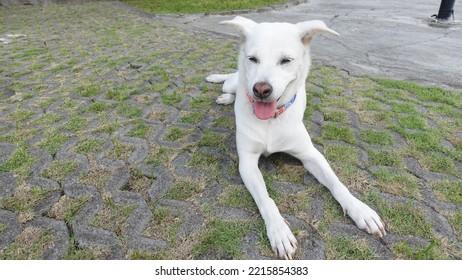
[
  {"left": 179, "top": 111, "right": 204, "bottom": 124},
  {"left": 95, "top": 118, "right": 121, "bottom": 135},
  {"left": 123, "top": 0, "right": 287, "bottom": 14},
  {"left": 397, "top": 114, "right": 426, "bottom": 130},
  {"left": 271, "top": 158, "right": 306, "bottom": 184},
  {"left": 0, "top": 129, "right": 39, "bottom": 146},
  {"left": 212, "top": 115, "right": 234, "bottom": 129},
  {"left": 38, "top": 131, "right": 69, "bottom": 154},
  {"left": 48, "top": 195, "right": 91, "bottom": 223},
  {"left": 451, "top": 212, "right": 462, "bottom": 238},
  {"left": 64, "top": 237, "right": 109, "bottom": 260},
  {"left": 188, "top": 150, "right": 221, "bottom": 174},
  {"left": 0, "top": 186, "right": 51, "bottom": 214},
  {"left": 359, "top": 99, "right": 383, "bottom": 111},
  {"left": 84, "top": 102, "right": 115, "bottom": 113},
  {"left": 404, "top": 130, "right": 442, "bottom": 151},
  {"left": 366, "top": 194, "right": 432, "bottom": 237},
  {"left": 129, "top": 119, "right": 150, "bottom": 138},
  {"left": 389, "top": 102, "right": 417, "bottom": 114},
  {"left": 198, "top": 130, "right": 226, "bottom": 149},
  {"left": 161, "top": 92, "right": 182, "bottom": 107},
  {"left": 387, "top": 207, "right": 431, "bottom": 238},
  {"left": 358, "top": 111, "right": 392, "bottom": 126},
  {"left": 192, "top": 219, "right": 251, "bottom": 259},
  {"left": 322, "top": 124, "right": 356, "bottom": 144},
  {"left": 77, "top": 84, "right": 100, "bottom": 98},
  {"left": 372, "top": 169, "right": 420, "bottom": 197},
  {"left": 323, "top": 109, "right": 347, "bottom": 123},
  {"left": 431, "top": 180, "right": 462, "bottom": 204},
  {"left": 106, "top": 139, "right": 135, "bottom": 161},
  {"left": 127, "top": 249, "right": 167, "bottom": 260},
  {"left": 7, "top": 109, "right": 34, "bottom": 123},
  {"left": 143, "top": 205, "right": 183, "bottom": 243},
  {"left": 0, "top": 227, "right": 53, "bottom": 260},
  {"left": 221, "top": 186, "right": 257, "bottom": 211},
  {"left": 360, "top": 129, "right": 394, "bottom": 146},
  {"left": 367, "top": 150, "right": 402, "bottom": 167},
  {"left": 106, "top": 84, "right": 141, "bottom": 101},
  {"left": 375, "top": 78, "right": 461, "bottom": 107},
  {"left": 164, "top": 127, "right": 191, "bottom": 141},
  {"left": 0, "top": 146, "right": 35, "bottom": 177},
  {"left": 165, "top": 179, "right": 203, "bottom": 200},
  {"left": 326, "top": 236, "right": 376, "bottom": 260},
  {"left": 91, "top": 199, "right": 136, "bottom": 236},
  {"left": 146, "top": 147, "right": 176, "bottom": 166},
  {"left": 41, "top": 160, "right": 78, "bottom": 181},
  {"left": 190, "top": 96, "right": 212, "bottom": 109},
  {"left": 393, "top": 239, "right": 445, "bottom": 260},
  {"left": 75, "top": 138, "right": 105, "bottom": 154},
  {"left": 32, "top": 113, "right": 63, "bottom": 126},
  {"left": 418, "top": 153, "right": 458, "bottom": 176},
  {"left": 324, "top": 144, "right": 359, "bottom": 164},
  {"left": 61, "top": 115, "right": 87, "bottom": 132},
  {"left": 117, "top": 102, "right": 142, "bottom": 118}
]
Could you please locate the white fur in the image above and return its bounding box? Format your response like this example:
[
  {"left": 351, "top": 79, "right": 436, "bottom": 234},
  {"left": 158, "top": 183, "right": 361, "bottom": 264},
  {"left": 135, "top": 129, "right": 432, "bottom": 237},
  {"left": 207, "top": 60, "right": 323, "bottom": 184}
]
[{"left": 206, "top": 16, "right": 385, "bottom": 259}]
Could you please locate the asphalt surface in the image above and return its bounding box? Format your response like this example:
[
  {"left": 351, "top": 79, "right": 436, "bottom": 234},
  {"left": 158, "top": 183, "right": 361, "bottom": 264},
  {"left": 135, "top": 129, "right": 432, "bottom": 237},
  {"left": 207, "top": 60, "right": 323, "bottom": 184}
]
[{"left": 168, "top": 0, "right": 462, "bottom": 90}]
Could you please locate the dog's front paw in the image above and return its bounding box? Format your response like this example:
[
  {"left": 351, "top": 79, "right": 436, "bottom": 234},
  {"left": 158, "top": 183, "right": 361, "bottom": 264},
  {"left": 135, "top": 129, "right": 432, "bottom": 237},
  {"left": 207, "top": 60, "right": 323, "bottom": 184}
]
[
  {"left": 343, "top": 197, "right": 386, "bottom": 237},
  {"left": 266, "top": 219, "right": 298, "bottom": 259}
]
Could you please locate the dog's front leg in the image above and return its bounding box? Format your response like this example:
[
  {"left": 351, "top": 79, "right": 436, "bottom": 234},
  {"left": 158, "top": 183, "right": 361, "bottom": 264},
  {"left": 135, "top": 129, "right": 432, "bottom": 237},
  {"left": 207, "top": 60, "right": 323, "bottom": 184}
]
[
  {"left": 238, "top": 152, "right": 298, "bottom": 259},
  {"left": 289, "top": 130, "right": 386, "bottom": 237}
]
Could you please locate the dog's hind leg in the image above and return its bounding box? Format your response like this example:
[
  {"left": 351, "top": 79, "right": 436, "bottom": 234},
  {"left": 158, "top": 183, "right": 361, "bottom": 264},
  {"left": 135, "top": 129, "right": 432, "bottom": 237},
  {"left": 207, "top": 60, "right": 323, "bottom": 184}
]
[
  {"left": 206, "top": 72, "right": 238, "bottom": 105},
  {"left": 206, "top": 73, "right": 233, "bottom": 83}
]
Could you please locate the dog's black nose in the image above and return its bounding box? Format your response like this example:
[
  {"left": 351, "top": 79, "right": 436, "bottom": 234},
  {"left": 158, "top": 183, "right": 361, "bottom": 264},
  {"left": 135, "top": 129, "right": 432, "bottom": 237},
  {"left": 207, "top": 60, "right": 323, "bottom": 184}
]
[{"left": 253, "top": 82, "right": 273, "bottom": 99}]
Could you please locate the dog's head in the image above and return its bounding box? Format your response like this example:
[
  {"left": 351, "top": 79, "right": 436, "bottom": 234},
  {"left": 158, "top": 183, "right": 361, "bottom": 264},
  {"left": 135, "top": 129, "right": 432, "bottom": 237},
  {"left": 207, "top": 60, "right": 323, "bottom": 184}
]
[{"left": 221, "top": 16, "right": 338, "bottom": 120}]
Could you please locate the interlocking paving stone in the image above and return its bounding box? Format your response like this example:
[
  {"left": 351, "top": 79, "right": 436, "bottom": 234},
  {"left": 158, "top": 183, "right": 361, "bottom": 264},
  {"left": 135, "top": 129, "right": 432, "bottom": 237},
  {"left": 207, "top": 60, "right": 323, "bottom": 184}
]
[{"left": 0, "top": 1, "right": 461, "bottom": 259}]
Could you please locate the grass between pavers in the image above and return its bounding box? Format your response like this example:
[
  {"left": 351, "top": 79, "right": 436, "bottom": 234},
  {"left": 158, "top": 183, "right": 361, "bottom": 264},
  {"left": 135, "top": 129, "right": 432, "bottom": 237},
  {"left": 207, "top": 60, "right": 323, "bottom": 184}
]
[
  {"left": 393, "top": 239, "right": 446, "bottom": 260},
  {"left": 0, "top": 146, "right": 36, "bottom": 178},
  {"left": 326, "top": 236, "right": 376, "bottom": 260},
  {"left": 0, "top": 227, "right": 53, "bottom": 260},
  {"left": 192, "top": 219, "right": 252, "bottom": 259},
  {"left": 64, "top": 237, "right": 110, "bottom": 260},
  {"left": 0, "top": 185, "right": 53, "bottom": 223},
  {"left": 48, "top": 195, "right": 91, "bottom": 224},
  {"left": 41, "top": 160, "right": 79, "bottom": 182},
  {"left": 1, "top": 2, "right": 461, "bottom": 260},
  {"left": 122, "top": 0, "right": 288, "bottom": 14},
  {"left": 91, "top": 197, "right": 136, "bottom": 236}
]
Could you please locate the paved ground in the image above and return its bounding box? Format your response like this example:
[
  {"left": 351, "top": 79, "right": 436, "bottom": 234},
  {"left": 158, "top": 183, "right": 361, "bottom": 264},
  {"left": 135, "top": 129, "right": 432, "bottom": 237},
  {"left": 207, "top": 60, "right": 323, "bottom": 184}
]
[
  {"left": 0, "top": 1, "right": 461, "bottom": 259},
  {"left": 172, "top": 0, "right": 462, "bottom": 89}
]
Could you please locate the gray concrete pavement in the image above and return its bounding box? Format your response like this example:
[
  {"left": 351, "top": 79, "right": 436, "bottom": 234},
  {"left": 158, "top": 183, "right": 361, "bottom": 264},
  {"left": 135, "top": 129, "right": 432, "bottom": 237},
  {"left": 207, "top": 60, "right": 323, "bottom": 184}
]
[{"left": 166, "top": 0, "right": 462, "bottom": 89}]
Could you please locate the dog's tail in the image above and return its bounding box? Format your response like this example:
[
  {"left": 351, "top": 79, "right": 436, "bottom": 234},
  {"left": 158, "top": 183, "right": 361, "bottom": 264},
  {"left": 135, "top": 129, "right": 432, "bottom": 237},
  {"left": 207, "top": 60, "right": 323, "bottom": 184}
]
[{"left": 205, "top": 73, "right": 234, "bottom": 84}]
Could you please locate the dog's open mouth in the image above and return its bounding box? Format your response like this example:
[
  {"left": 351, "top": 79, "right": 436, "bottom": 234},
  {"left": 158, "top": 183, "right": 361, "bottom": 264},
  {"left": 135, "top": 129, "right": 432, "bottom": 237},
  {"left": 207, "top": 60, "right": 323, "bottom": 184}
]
[{"left": 254, "top": 101, "right": 278, "bottom": 120}]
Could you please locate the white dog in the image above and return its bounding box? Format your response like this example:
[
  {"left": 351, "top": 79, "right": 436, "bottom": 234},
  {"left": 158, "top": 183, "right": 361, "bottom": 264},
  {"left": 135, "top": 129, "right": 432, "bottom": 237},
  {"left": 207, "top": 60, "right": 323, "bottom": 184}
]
[{"left": 206, "top": 16, "right": 385, "bottom": 259}]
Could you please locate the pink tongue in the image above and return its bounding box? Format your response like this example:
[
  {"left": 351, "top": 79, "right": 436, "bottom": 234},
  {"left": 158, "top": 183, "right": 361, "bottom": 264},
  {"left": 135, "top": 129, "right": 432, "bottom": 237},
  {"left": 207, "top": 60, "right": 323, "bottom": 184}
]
[{"left": 253, "top": 101, "right": 277, "bottom": 120}]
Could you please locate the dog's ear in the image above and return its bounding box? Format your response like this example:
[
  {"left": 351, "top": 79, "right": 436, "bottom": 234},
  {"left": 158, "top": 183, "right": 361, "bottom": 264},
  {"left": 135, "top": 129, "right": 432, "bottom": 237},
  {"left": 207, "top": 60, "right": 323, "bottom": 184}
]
[
  {"left": 296, "top": 20, "right": 339, "bottom": 46},
  {"left": 220, "top": 16, "right": 257, "bottom": 42}
]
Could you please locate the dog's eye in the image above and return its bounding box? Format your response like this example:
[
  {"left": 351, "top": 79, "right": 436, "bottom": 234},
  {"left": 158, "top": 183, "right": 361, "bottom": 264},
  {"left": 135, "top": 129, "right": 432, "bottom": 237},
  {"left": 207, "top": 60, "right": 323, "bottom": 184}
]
[
  {"left": 248, "top": 56, "right": 258, "bottom": 63},
  {"left": 280, "top": 58, "right": 293, "bottom": 65}
]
